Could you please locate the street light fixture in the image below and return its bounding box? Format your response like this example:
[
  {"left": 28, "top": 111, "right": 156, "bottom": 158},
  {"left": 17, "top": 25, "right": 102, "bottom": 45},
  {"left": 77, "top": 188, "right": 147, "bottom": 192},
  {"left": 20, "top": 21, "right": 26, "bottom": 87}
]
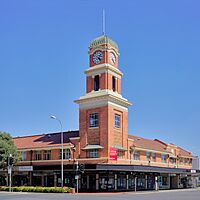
[{"left": 51, "top": 115, "right": 64, "bottom": 188}]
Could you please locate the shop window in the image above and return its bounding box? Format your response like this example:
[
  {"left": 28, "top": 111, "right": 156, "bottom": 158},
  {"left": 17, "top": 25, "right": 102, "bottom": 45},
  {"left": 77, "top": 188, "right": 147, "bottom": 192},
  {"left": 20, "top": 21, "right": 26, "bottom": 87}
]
[
  {"left": 94, "top": 75, "right": 100, "bottom": 91},
  {"left": 112, "top": 76, "right": 116, "bottom": 91},
  {"left": 161, "top": 154, "right": 167, "bottom": 163},
  {"left": 117, "top": 175, "right": 126, "bottom": 189},
  {"left": 133, "top": 151, "right": 139, "bottom": 160},
  {"left": 35, "top": 151, "right": 41, "bottom": 160},
  {"left": 114, "top": 114, "right": 120, "bottom": 128},
  {"left": 88, "top": 149, "right": 98, "bottom": 158},
  {"left": 90, "top": 113, "right": 99, "bottom": 127},
  {"left": 44, "top": 150, "right": 51, "bottom": 160},
  {"left": 60, "top": 149, "right": 70, "bottom": 159},
  {"left": 128, "top": 175, "right": 136, "bottom": 189},
  {"left": 21, "top": 151, "right": 27, "bottom": 161}
]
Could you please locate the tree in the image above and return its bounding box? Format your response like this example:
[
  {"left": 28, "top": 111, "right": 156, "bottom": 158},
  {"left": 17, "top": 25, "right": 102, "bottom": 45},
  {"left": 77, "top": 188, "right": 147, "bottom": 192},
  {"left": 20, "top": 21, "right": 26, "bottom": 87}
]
[{"left": 0, "top": 131, "right": 20, "bottom": 169}]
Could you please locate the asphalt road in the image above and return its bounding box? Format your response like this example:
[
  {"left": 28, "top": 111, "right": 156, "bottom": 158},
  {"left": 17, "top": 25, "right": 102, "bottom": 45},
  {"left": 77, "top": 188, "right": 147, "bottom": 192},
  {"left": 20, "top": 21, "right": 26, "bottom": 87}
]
[{"left": 0, "top": 189, "right": 200, "bottom": 200}]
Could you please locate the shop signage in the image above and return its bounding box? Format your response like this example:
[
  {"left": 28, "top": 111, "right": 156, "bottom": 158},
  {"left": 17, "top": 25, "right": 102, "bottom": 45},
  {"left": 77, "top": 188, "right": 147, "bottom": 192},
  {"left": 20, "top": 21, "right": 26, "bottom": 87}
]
[
  {"left": 18, "top": 166, "right": 33, "bottom": 172},
  {"left": 109, "top": 147, "right": 118, "bottom": 161}
]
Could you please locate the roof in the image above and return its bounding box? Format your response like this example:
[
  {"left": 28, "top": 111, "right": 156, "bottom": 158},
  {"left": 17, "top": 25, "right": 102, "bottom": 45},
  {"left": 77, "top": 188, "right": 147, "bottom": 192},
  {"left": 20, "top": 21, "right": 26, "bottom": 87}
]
[
  {"left": 178, "top": 146, "right": 192, "bottom": 157},
  {"left": 89, "top": 35, "right": 118, "bottom": 50},
  {"left": 128, "top": 135, "right": 169, "bottom": 153},
  {"left": 13, "top": 131, "right": 79, "bottom": 149},
  {"left": 128, "top": 134, "right": 193, "bottom": 157}
]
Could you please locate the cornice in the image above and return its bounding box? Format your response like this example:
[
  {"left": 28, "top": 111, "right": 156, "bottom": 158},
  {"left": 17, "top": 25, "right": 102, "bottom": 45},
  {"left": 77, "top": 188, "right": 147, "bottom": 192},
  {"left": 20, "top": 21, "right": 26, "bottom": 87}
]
[
  {"left": 84, "top": 63, "right": 123, "bottom": 78},
  {"left": 74, "top": 89, "right": 132, "bottom": 109}
]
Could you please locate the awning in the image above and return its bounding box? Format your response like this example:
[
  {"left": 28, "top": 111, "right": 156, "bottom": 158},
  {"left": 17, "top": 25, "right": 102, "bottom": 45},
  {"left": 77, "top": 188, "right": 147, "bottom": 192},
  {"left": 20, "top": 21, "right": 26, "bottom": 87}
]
[
  {"left": 113, "top": 144, "right": 127, "bottom": 151},
  {"left": 82, "top": 145, "right": 104, "bottom": 151}
]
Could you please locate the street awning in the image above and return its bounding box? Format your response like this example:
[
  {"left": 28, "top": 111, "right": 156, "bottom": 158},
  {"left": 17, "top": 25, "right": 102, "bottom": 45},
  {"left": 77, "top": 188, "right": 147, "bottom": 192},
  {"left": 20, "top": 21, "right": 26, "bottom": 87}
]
[{"left": 82, "top": 145, "right": 104, "bottom": 151}]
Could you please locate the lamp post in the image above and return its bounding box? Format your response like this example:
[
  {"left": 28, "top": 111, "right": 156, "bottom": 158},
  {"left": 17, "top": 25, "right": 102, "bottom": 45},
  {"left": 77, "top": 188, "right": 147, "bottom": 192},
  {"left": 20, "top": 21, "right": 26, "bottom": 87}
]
[{"left": 51, "top": 115, "right": 64, "bottom": 188}]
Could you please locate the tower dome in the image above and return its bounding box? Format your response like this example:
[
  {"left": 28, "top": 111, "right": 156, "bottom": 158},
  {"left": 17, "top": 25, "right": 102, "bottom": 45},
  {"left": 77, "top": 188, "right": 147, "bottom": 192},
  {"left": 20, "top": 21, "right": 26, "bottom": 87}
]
[{"left": 89, "top": 35, "right": 119, "bottom": 52}]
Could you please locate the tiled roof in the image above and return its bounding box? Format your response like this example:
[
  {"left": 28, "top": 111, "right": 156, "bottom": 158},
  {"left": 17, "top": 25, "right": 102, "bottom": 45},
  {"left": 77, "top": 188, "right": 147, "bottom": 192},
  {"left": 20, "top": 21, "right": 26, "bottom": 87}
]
[
  {"left": 128, "top": 135, "right": 169, "bottom": 153},
  {"left": 178, "top": 146, "right": 192, "bottom": 157},
  {"left": 13, "top": 131, "right": 79, "bottom": 149}
]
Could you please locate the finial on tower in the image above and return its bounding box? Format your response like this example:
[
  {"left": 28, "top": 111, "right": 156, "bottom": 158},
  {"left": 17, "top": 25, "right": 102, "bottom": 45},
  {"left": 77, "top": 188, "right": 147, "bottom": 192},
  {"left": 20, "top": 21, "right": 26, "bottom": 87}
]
[{"left": 102, "top": 9, "right": 106, "bottom": 35}]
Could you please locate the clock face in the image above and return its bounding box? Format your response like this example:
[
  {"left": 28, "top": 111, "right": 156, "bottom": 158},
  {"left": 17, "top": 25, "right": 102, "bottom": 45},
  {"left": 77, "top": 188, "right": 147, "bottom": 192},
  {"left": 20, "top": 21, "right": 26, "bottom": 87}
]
[
  {"left": 109, "top": 52, "right": 116, "bottom": 64},
  {"left": 93, "top": 51, "right": 103, "bottom": 64}
]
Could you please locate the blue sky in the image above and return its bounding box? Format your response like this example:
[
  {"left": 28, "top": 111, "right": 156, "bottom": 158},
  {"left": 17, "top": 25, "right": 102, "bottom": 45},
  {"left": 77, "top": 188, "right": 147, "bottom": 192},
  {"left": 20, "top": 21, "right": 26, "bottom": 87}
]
[{"left": 0, "top": 0, "right": 200, "bottom": 156}]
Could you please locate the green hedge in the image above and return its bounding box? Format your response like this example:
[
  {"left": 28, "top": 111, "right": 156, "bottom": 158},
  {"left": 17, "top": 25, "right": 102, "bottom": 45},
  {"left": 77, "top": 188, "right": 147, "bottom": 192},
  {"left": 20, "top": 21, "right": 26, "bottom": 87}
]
[{"left": 0, "top": 186, "right": 70, "bottom": 193}]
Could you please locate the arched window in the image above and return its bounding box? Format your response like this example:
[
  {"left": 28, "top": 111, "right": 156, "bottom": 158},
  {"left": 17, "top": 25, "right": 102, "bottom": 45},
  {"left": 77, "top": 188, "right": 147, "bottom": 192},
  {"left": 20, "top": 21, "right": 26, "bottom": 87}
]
[
  {"left": 112, "top": 76, "right": 116, "bottom": 91},
  {"left": 94, "top": 75, "right": 100, "bottom": 91}
]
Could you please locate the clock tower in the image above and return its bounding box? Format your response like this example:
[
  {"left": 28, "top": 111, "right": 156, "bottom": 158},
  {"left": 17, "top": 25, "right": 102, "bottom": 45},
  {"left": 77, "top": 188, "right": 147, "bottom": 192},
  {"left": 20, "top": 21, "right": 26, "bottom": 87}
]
[{"left": 75, "top": 35, "right": 132, "bottom": 161}]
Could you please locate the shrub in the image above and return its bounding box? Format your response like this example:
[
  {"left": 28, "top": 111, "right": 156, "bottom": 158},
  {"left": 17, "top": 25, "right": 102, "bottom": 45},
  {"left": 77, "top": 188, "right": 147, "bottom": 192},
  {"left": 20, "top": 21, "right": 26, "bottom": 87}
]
[{"left": 0, "top": 186, "right": 70, "bottom": 193}]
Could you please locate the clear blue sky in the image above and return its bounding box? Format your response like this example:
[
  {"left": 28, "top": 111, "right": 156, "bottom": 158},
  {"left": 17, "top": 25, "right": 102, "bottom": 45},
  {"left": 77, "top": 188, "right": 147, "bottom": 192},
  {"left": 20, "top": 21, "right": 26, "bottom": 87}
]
[{"left": 0, "top": 0, "right": 200, "bottom": 156}]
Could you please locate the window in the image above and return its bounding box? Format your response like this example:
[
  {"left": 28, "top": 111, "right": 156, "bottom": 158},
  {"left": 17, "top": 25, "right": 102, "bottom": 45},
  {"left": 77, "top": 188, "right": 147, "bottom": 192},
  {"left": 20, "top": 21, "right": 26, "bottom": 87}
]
[
  {"left": 60, "top": 149, "right": 70, "bottom": 160},
  {"left": 90, "top": 113, "right": 99, "bottom": 127},
  {"left": 35, "top": 151, "right": 41, "bottom": 160},
  {"left": 152, "top": 152, "right": 156, "bottom": 162},
  {"left": 112, "top": 76, "right": 116, "bottom": 91},
  {"left": 88, "top": 149, "right": 98, "bottom": 158},
  {"left": 133, "top": 151, "right": 139, "bottom": 160},
  {"left": 170, "top": 158, "right": 174, "bottom": 164},
  {"left": 94, "top": 75, "right": 100, "bottom": 91},
  {"left": 21, "top": 151, "right": 26, "bottom": 161},
  {"left": 114, "top": 114, "right": 120, "bottom": 128},
  {"left": 161, "top": 154, "right": 167, "bottom": 163},
  {"left": 44, "top": 150, "right": 51, "bottom": 160},
  {"left": 146, "top": 152, "right": 151, "bottom": 161}
]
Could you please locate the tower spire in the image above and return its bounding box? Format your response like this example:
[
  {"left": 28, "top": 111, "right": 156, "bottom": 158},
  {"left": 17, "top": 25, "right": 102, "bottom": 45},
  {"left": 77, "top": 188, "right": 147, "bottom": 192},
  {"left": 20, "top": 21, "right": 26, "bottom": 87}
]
[{"left": 102, "top": 9, "right": 106, "bottom": 35}]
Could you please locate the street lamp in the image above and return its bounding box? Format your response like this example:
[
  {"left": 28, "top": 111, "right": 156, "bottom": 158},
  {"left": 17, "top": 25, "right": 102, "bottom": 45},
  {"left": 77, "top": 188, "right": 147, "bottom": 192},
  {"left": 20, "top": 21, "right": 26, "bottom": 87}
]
[{"left": 51, "top": 115, "right": 64, "bottom": 188}]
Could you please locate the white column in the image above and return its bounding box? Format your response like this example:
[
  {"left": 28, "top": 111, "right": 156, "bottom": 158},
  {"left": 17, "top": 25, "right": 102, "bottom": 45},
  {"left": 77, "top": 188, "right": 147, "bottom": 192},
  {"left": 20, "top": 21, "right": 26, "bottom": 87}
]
[
  {"left": 126, "top": 175, "right": 129, "bottom": 190},
  {"left": 145, "top": 175, "right": 148, "bottom": 189},
  {"left": 115, "top": 174, "right": 117, "bottom": 190},
  {"left": 54, "top": 173, "right": 57, "bottom": 187}
]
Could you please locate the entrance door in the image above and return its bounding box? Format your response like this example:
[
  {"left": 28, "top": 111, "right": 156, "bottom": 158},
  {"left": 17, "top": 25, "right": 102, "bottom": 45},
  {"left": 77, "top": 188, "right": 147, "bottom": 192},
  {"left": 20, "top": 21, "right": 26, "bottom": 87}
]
[{"left": 89, "top": 174, "right": 96, "bottom": 191}]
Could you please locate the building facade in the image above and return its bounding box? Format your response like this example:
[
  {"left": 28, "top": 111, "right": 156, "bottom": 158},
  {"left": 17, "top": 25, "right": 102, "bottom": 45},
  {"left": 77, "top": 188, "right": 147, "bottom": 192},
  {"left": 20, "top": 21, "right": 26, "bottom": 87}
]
[{"left": 0, "top": 35, "right": 196, "bottom": 191}]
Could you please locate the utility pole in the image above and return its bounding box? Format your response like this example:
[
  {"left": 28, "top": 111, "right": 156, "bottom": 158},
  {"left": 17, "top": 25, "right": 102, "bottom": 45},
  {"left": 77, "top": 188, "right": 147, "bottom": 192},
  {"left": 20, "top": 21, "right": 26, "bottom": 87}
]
[
  {"left": 75, "top": 160, "right": 79, "bottom": 193},
  {"left": 8, "top": 154, "right": 14, "bottom": 192}
]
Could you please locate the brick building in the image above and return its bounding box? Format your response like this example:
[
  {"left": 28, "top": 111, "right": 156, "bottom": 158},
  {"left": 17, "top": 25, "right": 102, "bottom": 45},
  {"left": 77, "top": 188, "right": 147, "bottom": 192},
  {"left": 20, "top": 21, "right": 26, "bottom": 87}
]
[{"left": 0, "top": 35, "right": 196, "bottom": 191}]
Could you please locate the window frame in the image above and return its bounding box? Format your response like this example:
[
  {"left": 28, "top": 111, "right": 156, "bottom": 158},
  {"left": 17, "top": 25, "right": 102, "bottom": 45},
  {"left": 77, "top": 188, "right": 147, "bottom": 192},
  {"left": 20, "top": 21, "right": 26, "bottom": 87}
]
[
  {"left": 152, "top": 152, "right": 156, "bottom": 162},
  {"left": 114, "top": 114, "right": 121, "bottom": 128},
  {"left": 21, "top": 151, "right": 27, "bottom": 161},
  {"left": 44, "top": 150, "right": 51, "bottom": 160},
  {"left": 60, "top": 149, "right": 71, "bottom": 160},
  {"left": 88, "top": 149, "right": 98, "bottom": 158},
  {"left": 89, "top": 113, "right": 99, "bottom": 128},
  {"left": 112, "top": 76, "right": 116, "bottom": 91},
  {"left": 133, "top": 151, "right": 139, "bottom": 160},
  {"left": 94, "top": 75, "right": 100, "bottom": 91},
  {"left": 161, "top": 154, "right": 167, "bottom": 163},
  {"left": 35, "top": 150, "right": 41, "bottom": 160}
]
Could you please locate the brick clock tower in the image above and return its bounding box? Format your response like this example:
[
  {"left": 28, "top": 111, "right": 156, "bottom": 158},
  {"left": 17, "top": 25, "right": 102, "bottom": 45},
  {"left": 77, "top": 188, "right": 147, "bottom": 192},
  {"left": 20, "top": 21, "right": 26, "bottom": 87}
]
[{"left": 75, "top": 35, "right": 132, "bottom": 161}]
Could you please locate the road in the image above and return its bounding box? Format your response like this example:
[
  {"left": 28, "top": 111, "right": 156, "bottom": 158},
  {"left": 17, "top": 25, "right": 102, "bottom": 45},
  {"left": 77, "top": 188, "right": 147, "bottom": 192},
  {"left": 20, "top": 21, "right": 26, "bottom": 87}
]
[{"left": 0, "top": 188, "right": 200, "bottom": 200}]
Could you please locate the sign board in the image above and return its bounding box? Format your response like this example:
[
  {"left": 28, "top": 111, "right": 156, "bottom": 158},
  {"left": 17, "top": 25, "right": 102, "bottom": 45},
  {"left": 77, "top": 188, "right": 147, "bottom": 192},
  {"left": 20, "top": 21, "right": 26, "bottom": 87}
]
[
  {"left": 7, "top": 166, "right": 12, "bottom": 175},
  {"left": 109, "top": 147, "right": 118, "bottom": 161},
  {"left": 18, "top": 166, "right": 33, "bottom": 172},
  {"left": 75, "top": 175, "right": 79, "bottom": 180}
]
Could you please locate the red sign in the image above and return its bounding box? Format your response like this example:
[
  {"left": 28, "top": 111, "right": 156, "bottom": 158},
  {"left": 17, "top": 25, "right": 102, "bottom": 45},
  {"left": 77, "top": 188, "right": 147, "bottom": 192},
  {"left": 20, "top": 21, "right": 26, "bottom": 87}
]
[{"left": 110, "top": 147, "right": 118, "bottom": 161}]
